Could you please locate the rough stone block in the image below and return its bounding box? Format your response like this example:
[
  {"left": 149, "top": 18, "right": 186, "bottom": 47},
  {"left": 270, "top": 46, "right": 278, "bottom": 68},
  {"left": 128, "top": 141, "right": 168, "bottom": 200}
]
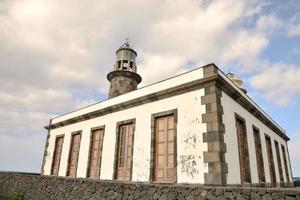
[
  {"left": 203, "top": 64, "right": 218, "bottom": 78},
  {"left": 262, "top": 194, "right": 272, "bottom": 200},
  {"left": 204, "top": 173, "right": 226, "bottom": 185},
  {"left": 201, "top": 93, "right": 219, "bottom": 105},
  {"left": 203, "top": 131, "right": 224, "bottom": 143},
  {"left": 272, "top": 192, "right": 285, "bottom": 199},
  {"left": 208, "top": 162, "right": 228, "bottom": 174},
  {"left": 203, "top": 152, "right": 223, "bottom": 162},
  {"left": 206, "top": 121, "right": 225, "bottom": 132},
  {"left": 1, "top": 172, "right": 299, "bottom": 200},
  {"left": 285, "top": 196, "right": 296, "bottom": 200},
  {"left": 202, "top": 111, "right": 222, "bottom": 123},
  {"left": 204, "top": 86, "right": 222, "bottom": 96},
  {"left": 207, "top": 141, "right": 227, "bottom": 152}
]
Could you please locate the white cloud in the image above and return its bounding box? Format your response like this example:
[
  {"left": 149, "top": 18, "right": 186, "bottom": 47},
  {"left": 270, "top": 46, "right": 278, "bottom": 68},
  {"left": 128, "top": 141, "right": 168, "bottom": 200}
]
[
  {"left": 250, "top": 63, "right": 300, "bottom": 106},
  {"left": 288, "top": 24, "right": 300, "bottom": 37},
  {"left": 221, "top": 31, "right": 268, "bottom": 70},
  {"left": 255, "top": 14, "right": 284, "bottom": 34}
]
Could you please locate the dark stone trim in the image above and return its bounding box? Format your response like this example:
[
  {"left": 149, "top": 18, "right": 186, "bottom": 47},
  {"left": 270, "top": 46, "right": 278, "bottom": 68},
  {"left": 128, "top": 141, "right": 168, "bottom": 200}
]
[
  {"left": 66, "top": 130, "right": 82, "bottom": 177},
  {"left": 203, "top": 64, "right": 218, "bottom": 77},
  {"left": 112, "top": 119, "right": 136, "bottom": 181},
  {"left": 149, "top": 109, "right": 178, "bottom": 183},
  {"left": 234, "top": 113, "right": 252, "bottom": 184},
  {"left": 203, "top": 131, "right": 224, "bottom": 142},
  {"left": 50, "top": 134, "right": 65, "bottom": 176},
  {"left": 86, "top": 125, "right": 105, "bottom": 179},
  {"left": 41, "top": 119, "right": 52, "bottom": 175},
  {"left": 201, "top": 65, "right": 227, "bottom": 186},
  {"left": 107, "top": 70, "right": 142, "bottom": 84},
  {"left": 46, "top": 70, "right": 217, "bottom": 130}
]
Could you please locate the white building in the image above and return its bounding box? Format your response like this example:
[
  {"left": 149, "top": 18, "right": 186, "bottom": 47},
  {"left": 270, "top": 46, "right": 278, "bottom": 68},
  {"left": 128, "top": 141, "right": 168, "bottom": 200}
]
[{"left": 41, "top": 42, "right": 293, "bottom": 187}]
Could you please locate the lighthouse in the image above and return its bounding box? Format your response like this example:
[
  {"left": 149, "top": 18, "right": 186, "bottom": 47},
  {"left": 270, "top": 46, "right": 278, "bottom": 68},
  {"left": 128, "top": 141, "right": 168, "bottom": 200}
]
[{"left": 107, "top": 41, "right": 142, "bottom": 98}]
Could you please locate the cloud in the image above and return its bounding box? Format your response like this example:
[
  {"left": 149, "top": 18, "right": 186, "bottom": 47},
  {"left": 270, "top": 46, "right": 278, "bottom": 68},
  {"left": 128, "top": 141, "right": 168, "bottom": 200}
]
[
  {"left": 249, "top": 63, "right": 300, "bottom": 106},
  {"left": 255, "top": 14, "right": 284, "bottom": 34},
  {"left": 221, "top": 31, "right": 268, "bottom": 70},
  {"left": 287, "top": 12, "right": 300, "bottom": 37},
  {"left": 288, "top": 24, "right": 300, "bottom": 37}
]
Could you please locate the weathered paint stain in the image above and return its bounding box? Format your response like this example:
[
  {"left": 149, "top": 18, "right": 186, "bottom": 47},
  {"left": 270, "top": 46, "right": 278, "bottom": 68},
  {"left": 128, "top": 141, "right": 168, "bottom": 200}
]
[
  {"left": 183, "top": 131, "right": 197, "bottom": 149},
  {"left": 179, "top": 155, "right": 199, "bottom": 179}
]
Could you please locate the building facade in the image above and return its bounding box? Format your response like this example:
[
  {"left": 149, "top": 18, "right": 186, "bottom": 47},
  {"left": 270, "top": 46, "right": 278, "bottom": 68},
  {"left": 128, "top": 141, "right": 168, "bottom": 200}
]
[{"left": 41, "top": 43, "right": 293, "bottom": 187}]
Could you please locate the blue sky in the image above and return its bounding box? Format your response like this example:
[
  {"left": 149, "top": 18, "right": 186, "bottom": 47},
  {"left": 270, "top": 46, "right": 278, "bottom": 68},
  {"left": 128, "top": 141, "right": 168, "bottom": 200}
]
[{"left": 0, "top": 0, "right": 299, "bottom": 178}]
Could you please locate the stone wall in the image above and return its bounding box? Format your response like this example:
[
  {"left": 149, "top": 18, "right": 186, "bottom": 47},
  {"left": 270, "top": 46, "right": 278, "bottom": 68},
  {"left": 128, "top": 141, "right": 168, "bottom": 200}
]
[
  {"left": 107, "top": 71, "right": 141, "bottom": 98},
  {"left": 0, "top": 172, "right": 299, "bottom": 200}
]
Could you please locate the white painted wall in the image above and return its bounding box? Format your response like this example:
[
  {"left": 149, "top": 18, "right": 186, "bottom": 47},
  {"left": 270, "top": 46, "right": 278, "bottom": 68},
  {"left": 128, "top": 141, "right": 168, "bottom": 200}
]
[
  {"left": 43, "top": 88, "right": 208, "bottom": 184},
  {"left": 221, "top": 92, "right": 292, "bottom": 184}
]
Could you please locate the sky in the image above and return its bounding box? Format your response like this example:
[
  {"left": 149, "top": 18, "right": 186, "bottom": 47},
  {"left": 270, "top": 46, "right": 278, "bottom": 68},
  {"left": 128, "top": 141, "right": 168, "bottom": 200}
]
[{"left": 0, "top": 0, "right": 299, "bottom": 177}]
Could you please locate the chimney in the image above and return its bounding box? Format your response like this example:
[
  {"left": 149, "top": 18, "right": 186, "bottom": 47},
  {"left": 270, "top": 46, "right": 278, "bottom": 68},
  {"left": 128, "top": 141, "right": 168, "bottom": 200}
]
[{"left": 226, "top": 73, "right": 247, "bottom": 94}]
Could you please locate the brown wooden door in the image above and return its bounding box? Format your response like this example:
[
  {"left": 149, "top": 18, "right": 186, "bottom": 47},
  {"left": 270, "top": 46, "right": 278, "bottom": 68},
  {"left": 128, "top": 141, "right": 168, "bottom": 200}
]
[
  {"left": 253, "top": 128, "right": 265, "bottom": 183},
  {"left": 281, "top": 145, "right": 290, "bottom": 182},
  {"left": 275, "top": 141, "right": 284, "bottom": 182},
  {"left": 265, "top": 135, "right": 276, "bottom": 184},
  {"left": 116, "top": 123, "right": 134, "bottom": 181},
  {"left": 236, "top": 117, "right": 251, "bottom": 184},
  {"left": 154, "top": 115, "right": 175, "bottom": 182},
  {"left": 67, "top": 133, "right": 81, "bottom": 177},
  {"left": 51, "top": 136, "right": 64, "bottom": 176},
  {"left": 87, "top": 129, "right": 104, "bottom": 178}
]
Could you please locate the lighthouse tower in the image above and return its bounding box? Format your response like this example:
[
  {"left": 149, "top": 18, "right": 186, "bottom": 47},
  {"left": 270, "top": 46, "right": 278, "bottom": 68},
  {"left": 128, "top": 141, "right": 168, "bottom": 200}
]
[{"left": 107, "top": 41, "right": 142, "bottom": 98}]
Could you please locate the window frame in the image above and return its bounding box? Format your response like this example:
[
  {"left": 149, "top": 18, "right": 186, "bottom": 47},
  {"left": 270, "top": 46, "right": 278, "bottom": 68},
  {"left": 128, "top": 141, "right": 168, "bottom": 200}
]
[
  {"left": 234, "top": 113, "right": 252, "bottom": 184},
  {"left": 113, "top": 119, "right": 136, "bottom": 181},
  {"left": 50, "top": 134, "right": 65, "bottom": 176},
  {"left": 252, "top": 125, "right": 265, "bottom": 183},
  {"left": 274, "top": 140, "right": 284, "bottom": 182},
  {"left": 264, "top": 133, "right": 276, "bottom": 185},
  {"left": 86, "top": 125, "right": 105, "bottom": 179},
  {"left": 149, "top": 109, "right": 178, "bottom": 183},
  {"left": 66, "top": 130, "right": 82, "bottom": 177}
]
